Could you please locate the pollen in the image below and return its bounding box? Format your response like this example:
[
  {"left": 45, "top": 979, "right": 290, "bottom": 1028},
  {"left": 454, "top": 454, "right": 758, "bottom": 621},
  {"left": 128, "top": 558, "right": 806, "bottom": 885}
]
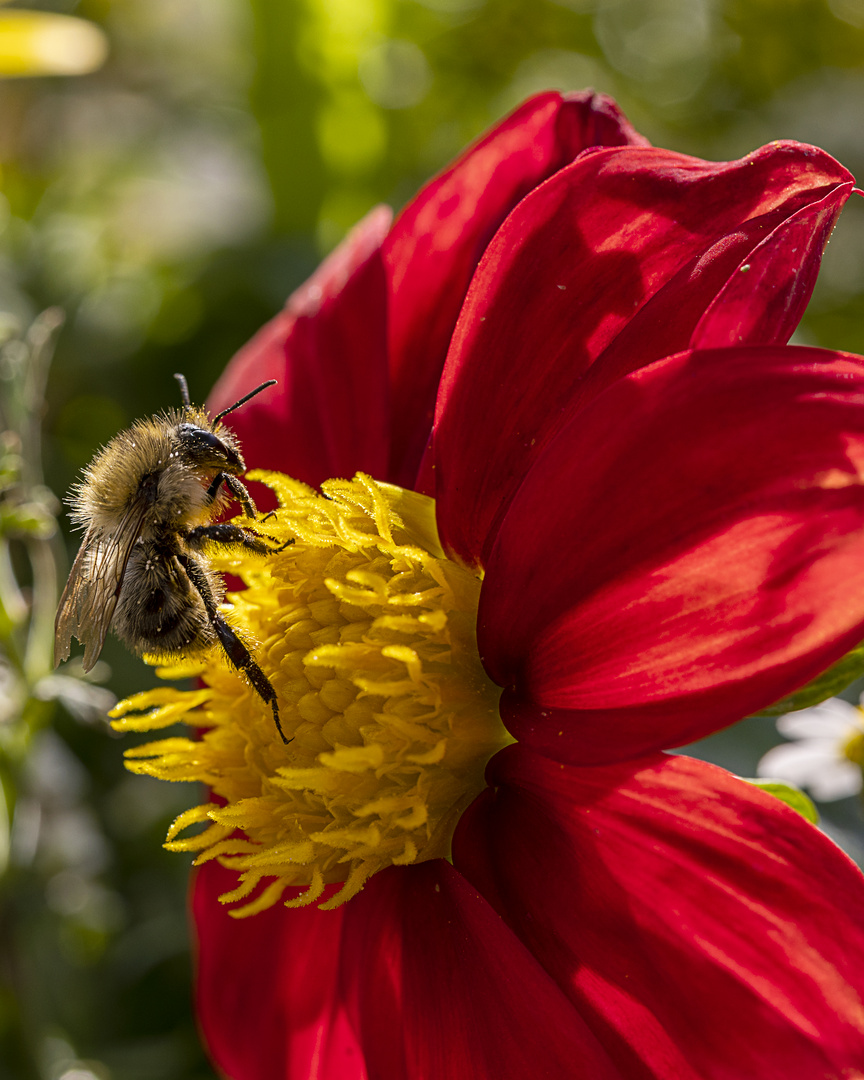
[{"left": 109, "top": 472, "right": 509, "bottom": 916}]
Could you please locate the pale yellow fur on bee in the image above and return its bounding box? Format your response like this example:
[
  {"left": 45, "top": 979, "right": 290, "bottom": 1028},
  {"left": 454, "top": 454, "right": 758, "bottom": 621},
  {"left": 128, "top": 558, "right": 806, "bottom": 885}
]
[{"left": 68, "top": 407, "right": 238, "bottom": 534}]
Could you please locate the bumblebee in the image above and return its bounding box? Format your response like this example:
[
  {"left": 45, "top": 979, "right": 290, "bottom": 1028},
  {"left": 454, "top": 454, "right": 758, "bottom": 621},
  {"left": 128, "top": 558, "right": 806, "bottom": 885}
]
[{"left": 54, "top": 374, "right": 292, "bottom": 743}]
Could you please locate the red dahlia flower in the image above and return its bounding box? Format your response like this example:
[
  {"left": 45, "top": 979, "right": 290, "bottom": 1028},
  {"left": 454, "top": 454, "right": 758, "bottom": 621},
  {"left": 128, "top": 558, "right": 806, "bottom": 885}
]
[{"left": 114, "top": 92, "right": 864, "bottom": 1078}]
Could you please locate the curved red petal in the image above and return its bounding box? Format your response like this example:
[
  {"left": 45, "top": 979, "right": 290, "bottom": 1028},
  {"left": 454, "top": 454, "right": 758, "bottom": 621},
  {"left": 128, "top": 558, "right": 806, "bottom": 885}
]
[
  {"left": 479, "top": 346, "right": 864, "bottom": 763},
  {"left": 454, "top": 746, "right": 864, "bottom": 1080},
  {"left": 207, "top": 205, "right": 393, "bottom": 493},
  {"left": 385, "top": 90, "right": 648, "bottom": 488},
  {"left": 339, "top": 861, "right": 622, "bottom": 1080},
  {"left": 432, "top": 142, "right": 853, "bottom": 566},
  {"left": 193, "top": 862, "right": 367, "bottom": 1080},
  {"left": 690, "top": 187, "right": 846, "bottom": 349}
]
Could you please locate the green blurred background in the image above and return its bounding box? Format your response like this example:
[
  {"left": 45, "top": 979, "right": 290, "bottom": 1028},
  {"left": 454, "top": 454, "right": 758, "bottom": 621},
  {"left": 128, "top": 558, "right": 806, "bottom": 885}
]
[{"left": 3, "top": 0, "right": 864, "bottom": 1077}]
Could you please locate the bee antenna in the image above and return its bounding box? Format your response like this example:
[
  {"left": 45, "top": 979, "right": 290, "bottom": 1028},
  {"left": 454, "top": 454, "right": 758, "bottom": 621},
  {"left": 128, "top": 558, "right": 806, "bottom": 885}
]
[
  {"left": 174, "top": 373, "right": 191, "bottom": 407},
  {"left": 213, "top": 379, "right": 277, "bottom": 424}
]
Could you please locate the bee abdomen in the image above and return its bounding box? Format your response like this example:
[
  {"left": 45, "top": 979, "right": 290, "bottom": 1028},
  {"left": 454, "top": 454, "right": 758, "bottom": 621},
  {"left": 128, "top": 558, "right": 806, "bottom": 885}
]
[{"left": 113, "top": 547, "right": 217, "bottom": 657}]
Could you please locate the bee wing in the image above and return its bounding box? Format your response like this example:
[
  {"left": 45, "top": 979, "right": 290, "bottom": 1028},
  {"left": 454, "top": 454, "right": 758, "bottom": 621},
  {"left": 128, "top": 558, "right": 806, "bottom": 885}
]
[
  {"left": 54, "top": 531, "right": 96, "bottom": 666},
  {"left": 54, "top": 499, "right": 149, "bottom": 671}
]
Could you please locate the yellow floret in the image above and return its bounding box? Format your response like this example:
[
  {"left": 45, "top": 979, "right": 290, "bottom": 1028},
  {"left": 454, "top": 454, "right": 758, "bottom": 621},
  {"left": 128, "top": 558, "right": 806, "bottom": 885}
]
[{"left": 109, "top": 473, "right": 509, "bottom": 915}]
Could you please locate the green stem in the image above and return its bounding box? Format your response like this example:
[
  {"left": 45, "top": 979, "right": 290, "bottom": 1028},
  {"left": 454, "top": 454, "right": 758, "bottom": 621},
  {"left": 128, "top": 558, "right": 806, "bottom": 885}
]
[
  {"left": 0, "top": 541, "right": 26, "bottom": 672},
  {"left": 24, "top": 536, "right": 58, "bottom": 684}
]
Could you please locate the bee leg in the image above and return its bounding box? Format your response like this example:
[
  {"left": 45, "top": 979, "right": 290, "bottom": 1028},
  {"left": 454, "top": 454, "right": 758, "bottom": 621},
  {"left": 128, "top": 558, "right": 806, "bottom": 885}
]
[
  {"left": 185, "top": 522, "right": 294, "bottom": 555},
  {"left": 211, "top": 617, "right": 290, "bottom": 745},
  {"left": 177, "top": 553, "right": 291, "bottom": 745},
  {"left": 205, "top": 473, "right": 258, "bottom": 519}
]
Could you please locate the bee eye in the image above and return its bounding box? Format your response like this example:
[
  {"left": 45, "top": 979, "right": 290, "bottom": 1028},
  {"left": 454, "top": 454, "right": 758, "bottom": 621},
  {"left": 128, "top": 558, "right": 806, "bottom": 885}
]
[{"left": 176, "top": 423, "right": 242, "bottom": 468}]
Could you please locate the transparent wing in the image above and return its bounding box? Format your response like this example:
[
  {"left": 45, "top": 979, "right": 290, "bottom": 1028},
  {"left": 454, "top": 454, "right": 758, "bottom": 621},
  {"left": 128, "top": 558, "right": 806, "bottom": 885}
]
[
  {"left": 54, "top": 531, "right": 96, "bottom": 666},
  {"left": 54, "top": 499, "right": 149, "bottom": 670}
]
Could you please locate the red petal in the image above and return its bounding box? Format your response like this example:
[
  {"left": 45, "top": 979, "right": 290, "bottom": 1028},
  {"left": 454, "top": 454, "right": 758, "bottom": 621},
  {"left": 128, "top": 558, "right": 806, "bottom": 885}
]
[
  {"left": 384, "top": 90, "right": 648, "bottom": 488},
  {"left": 479, "top": 346, "right": 864, "bottom": 762},
  {"left": 193, "top": 862, "right": 367, "bottom": 1080},
  {"left": 432, "top": 142, "right": 853, "bottom": 566},
  {"left": 691, "top": 187, "right": 846, "bottom": 349},
  {"left": 207, "top": 205, "right": 392, "bottom": 492},
  {"left": 454, "top": 746, "right": 864, "bottom": 1080},
  {"left": 339, "top": 861, "right": 622, "bottom": 1080}
]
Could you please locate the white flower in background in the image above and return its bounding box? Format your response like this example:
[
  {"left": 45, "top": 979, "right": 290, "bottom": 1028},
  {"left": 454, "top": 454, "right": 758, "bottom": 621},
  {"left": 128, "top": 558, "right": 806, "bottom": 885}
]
[{"left": 757, "top": 698, "right": 864, "bottom": 801}]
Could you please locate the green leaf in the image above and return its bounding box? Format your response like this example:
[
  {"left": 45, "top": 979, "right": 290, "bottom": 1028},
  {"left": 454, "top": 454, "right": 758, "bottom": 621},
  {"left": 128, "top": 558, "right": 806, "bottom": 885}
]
[
  {"left": 756, "top": 639, "right": 864, "bottom": 717},
  {"left": 744, "top": 779, "right": 819, "bottom": 824}
]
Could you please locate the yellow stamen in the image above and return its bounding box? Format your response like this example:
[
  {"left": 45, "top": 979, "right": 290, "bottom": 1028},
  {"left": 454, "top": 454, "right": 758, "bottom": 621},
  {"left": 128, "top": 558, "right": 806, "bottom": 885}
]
[
  {"left": 843, "top": 715, "right": 864, "bottom": 769},
  {"left": 109, "top": 473, "right": 510, "bottom": 916}
]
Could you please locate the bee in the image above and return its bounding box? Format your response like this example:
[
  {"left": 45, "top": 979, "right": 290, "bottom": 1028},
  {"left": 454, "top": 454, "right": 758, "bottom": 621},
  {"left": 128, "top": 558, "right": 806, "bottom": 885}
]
[{"left": 54, "top": 373, "right": 292, "bottom": 743}]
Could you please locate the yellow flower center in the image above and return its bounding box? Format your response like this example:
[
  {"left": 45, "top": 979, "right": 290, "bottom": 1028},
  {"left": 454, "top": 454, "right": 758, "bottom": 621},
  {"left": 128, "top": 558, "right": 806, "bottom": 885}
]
[
  {"left": 109, "top": 472, "right": 509, "bottom": 916},
  {"left": 843, "top": 720, "right": 864, "bottom": 769}
]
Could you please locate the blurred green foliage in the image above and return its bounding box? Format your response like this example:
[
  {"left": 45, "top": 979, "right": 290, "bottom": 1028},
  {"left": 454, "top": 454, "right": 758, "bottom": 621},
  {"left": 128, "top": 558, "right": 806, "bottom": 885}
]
[{"left": 2, "top": 0, "right": 864, "bottom": 1076}]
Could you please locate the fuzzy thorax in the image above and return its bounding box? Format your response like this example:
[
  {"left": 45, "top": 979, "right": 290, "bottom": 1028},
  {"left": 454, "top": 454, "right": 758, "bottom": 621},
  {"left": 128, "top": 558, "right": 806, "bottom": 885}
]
[
  {"left": 109, "top": 473, "right": 509, "bottom": 915},
  {"left": 69, "top": 407, "right": 239, "bottom": 534}
]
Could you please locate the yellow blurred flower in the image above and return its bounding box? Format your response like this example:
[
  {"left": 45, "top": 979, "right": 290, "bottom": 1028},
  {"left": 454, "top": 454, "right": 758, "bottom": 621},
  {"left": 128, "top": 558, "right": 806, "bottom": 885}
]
[{"left": 0, "top": 8, "right": 107, "bottom": 77}]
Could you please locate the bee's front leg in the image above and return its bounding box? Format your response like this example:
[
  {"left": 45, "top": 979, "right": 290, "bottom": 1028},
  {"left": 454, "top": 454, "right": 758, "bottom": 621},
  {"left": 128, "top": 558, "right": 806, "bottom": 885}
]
[{"left": 205, "top": 473, "right": 258, "bottom": 518}]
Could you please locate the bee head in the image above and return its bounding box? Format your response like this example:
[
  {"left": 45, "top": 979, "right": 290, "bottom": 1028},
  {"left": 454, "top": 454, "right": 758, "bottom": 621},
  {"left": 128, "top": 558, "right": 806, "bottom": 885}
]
[{"left": 175, "top": 422, "right": 246, "bottom": 474}]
